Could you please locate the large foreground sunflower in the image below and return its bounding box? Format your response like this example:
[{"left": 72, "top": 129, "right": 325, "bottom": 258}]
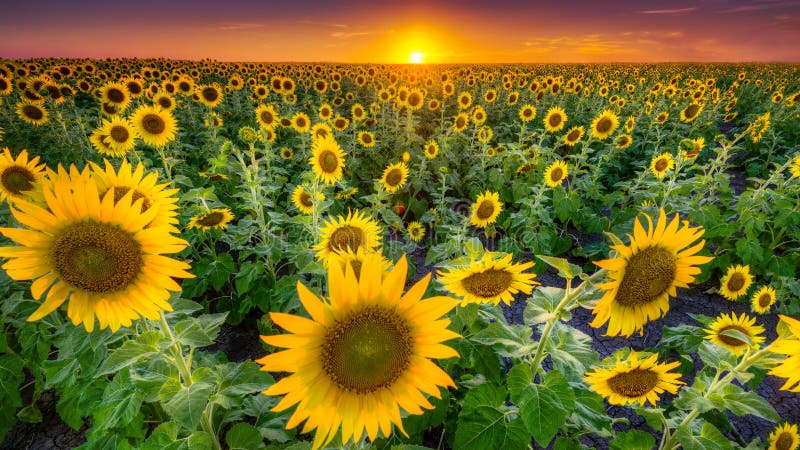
[
  {"left": 313, "top": 210, "right": 382, "bottom": 264},
  {"left": 0, "top": 148, "right": 46, "bottom": 205},
  {"left": 704, "top": 312, "right": 765, "bottom": 356},
  {"left": 470, "top": 190, "right": 502, "bottom": 228},
  {"left": 591, "top": 209, "right": 712, "bottom": 337},
  {"left": 768, "top": 423, "right": 799, "bottom": 450},
  {"left": 309, "top": 136, "right": 345, "bottom": 186},
  {"left": 438, "top": 253, "right": 538, "bottom": 306},
  {"left": 257, "top": 253, "right": 459, "bottom": 450},
  {"left": 584, "top": 351, "right": 684, "bottom": 407},
  {"left": 769, "top": 315, "right": 800, "bottom": 392},
  {"left": 0, "top": 169, "right": 193, "bottom": 332}
]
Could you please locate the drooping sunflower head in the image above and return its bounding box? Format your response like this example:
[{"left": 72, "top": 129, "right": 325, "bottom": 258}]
[
  {"left": 544, "top": 106, "right": 567, "bottom": 132},
  {"left": 311, "top": 123, "right": 332, "bottom": 141},
  {"left": 0, "top": 169, "right": 193, "bottom": 332},
  {"left": 719, "top": 264, "right": 753, "bottom": 301},
  {"left": 584, "top": 351, "right": 684, "bottom": 407},
  {"left": 130, "top": 104, "right": 178, "bottom": 148},
  {"left": 380, "top": 162, "right": 409, "bottom": 193},
  {"left": 291, "top": 184, "right": 324, "bottom": 215},
  {"left": 257, "top": 253, "right": 459, "bottom": 449},
  {"left": 768, "top": 423, "right": 799, "bottom": 450},
  {"left": 16, "top": 101, "right": 49, "bottom": 126},
  {"left": 679, "top": 102, "right": 703, "bottom": 123},
  {"left": 750, "top": 111, "right": 771, "bottom": 143},
  {"left": 591, "top": 209, "right": 712, "bottom": 337},
  {"left": 615, "top": 134, "right": 633, "bottom": 149},
  {"left": 544, "top": 160, "right": 569, "bottom": 188},
  {"left": 751, "top": 285, "right": 776, "bottom": 314},
  {"left": 476, "top": 126, "right": 493, "bottom": 144},
  {"left": 309, "top": 135, "right": 345, "bottom": 186},
  {"left": 682, "top": 137, "right": 705, "bottom": 160},
  {"left": 438, "top": 253, "right": 538, "bottom": 306},
  {"left": 705, "top": 312, "right": 765, "bottom": 356},
  {"left": 407, "top": 221, "right": 425, "bottom": 243},
  {"left": 469, "top": 190, "right": 502, "bottom": 228},
  {"left": 313, "top": 209, "right": 382, "bottom": 264},
  {"left": 590, "top": 109, "right": 619, "bottom": 140},
  {"left": 188, "top": 208, "right": 235, "bottom": 231},
  {"left": 0, "top": 147, "right": 46, "bottom": 205},
  {"left": 650, "top": 152, "right": 675, "bottom": 179}
]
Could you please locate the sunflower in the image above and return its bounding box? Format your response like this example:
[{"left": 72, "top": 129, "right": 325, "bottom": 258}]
[
  {"left": 0, "top": 170, "right": 193, "bottom": 332},
  {"left": 257, "top": 253, "right": 459, "bottom": 450},
  {"left": 768, "top": 423, "right": 799, "bottom": 450},
  {"left": 518, "top": 104, "right": 537, "bottom": 122},
  {"left": 453, "top": 113, "right": 469, "bottom": 133},
  {"left": 152, "top": 92, "right": 176, "bottom": 111},
  {"left": 770, "top": 315, "right": 800, "bottom": 392},
  {"left": 705, "top": 312, "right": 765, "bottom": 356},
  {"left": 615, "top": 134, "right": 633, "bottom": 149},
  {"left": 476, "top": 126, "right": 493, "bottom": 144},
  {"left": 751, "top": 286, "right": 776, "bottom": 314},
  {"left": 650, "top": 152, "right": 675, "bottom": 179},
  {"left": 326, "top": 247, "right": 391, "bottom": 281},
  {"left": 750, "top": 111, "right": 771, "bottom": 143},
  {"left": 437, "top": 253, "right": 538, "bottom": 306},
  {"left": 100, "top": 82, "right": 131, "bottom": 112},
  {"left": 457, "top": 91, "right": 472, "bottom": 109},
  {"left": 424, "top": 140, "right": 439, "bottom": 159},
  {"left": 544, "top": 160, "right": 568, "bottom": 188},
  {"left": 543, "top": 106, "right": 567, "bottom": 132},
  {"left": 591, "top": 209, "right": 712, "bottom": 337},
  {"left": 563, "top": 126, "right": 584, "bottom": 146},
  {"left": 292, "top": 185, "right": 324, "bottom": 214},
  {"left": 719, "top": 264, "right": 753, "bottom": 300},
  {"left": 309, "top": 136, "right": 345, "bottom": 186},
  {"left": 310, "top": 123, "right": 332, "bottom": 141},
  {"left": 590, "top": 109, "right": 619, "bottom": 140},
  {"left": 679, "top": 102, "right": 703, "bottom": 123},
  {"left": 625, "top": 117, "right": 635, "bottom": 132},
  {"left": 313, "top": 210, "right": 382, "bottom": 264},
  {"left": 188, "top": 208, "right": 234, "bottom": 230},
  {"left": 280, "top": 147, "right": 294, "bottom": 159},
  {"left": 358, "top": 131, "right": 376, "bottom": 148},
  {"left": 584, "top": 351, "right": 684, "bottom": 407},
  {"left": 291, "top": 112, "right": 311, "bottom": 133},
  {"left": 790, "top": 155, "right": 800, "bottom": 178},
  {"left": 196, "top": 84, "right": 223, "bottom": 108},
  {"left": 0, "top": 148, "right": 46, "bottom": 205},
  {"left": 130, "top": 105, "right": 178, "bottom": 148},
  {"left": 407, "top": 222, "right": 425, "bottom": 243},
  {"left": 683, "top": 137, "right": 704, "bottom": 160},
  {"left": 470, "top": 191, "right": 502, "bottom": 228},
  {"left": 90, "top": 159, "right": 179, "bottom": 229},
  {"left": 16, "top": 101, "right": 49, "bottom": 126},
  {"left": 332, "top": 116, "right": 350, "bottom": 132},
  {"left": 654, "top": 112, "right": 669, "bottom": 124},
  {"left": 100, "top": 117, "right": 138, "bottom": 155},
  {"left": 255, "top": 104, "right": 279, "bottom": 130},
  {"left": 380, "top": 162, "right": 409, "bottom": 193}
]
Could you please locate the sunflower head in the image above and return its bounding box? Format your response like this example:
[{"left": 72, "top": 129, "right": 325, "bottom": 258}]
[
  {"left": 470, "top": 190, "right": 502, "bottom": 228},
  {"left": 424, "top": 140, "right": 439, "bottom": 159},
  {"left": 563, "top": 126, "right": 584, "bottom": 146},
  {"left": 544, "top": 160, "right": 568, "bottom": 188},
  {"left": 309, "top": 136, "right": 345, "bottom": 186},
  {"left": 544, "top": 106, "right": 567, "bottom": 132},
  {"left": 188, "top": 208, "right": 234, "bottom": 231},
  {"left": 380, "top": 162, "right": 409, "bottom": 193},
  {"left": 719, "top": 264, "right": 753, "bottom": 301},
  {"left": 705, "top": 312, "right": 765, "bottom": 356},
  {"left": 16, "top": 101, "right": 49, "bottom": 126},
  {"left": 591, "top": 109, "right": 619, "bottom": 140},
  {"left": 131, "top": 104, "right": 178, "bottom": 148},
  {"left": 292, "top": 185, "right": 324, "bottom": 214},
  {"left": 438, "top": 253, "right": 538, "bottom": 306},
  {"left": 584, "top": 350, "right": 684, "bottom": 407},
  {"left": 407, "top": 221, "right": 425, "bottom": 243},
  {"left": 313, "top": 210, "right": 382, "bottom": 265},
  {"left": 0, "top": 148, "right": 46, "bottom": 205},
  {"left": 650, "top": 152, "right": 675, "bottom": 179},
  {"left": 768, "top": 423, "right": 799, "bottom": 450},
  {"left": 751, "top": 285, "right": 776, "bottom": 314}
]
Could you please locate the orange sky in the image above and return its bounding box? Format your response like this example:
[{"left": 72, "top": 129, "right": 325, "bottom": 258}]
[{"left": 2, "top": 1, "right": 799, "bottom": 62}]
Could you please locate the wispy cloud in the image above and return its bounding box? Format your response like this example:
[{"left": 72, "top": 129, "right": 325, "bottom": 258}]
[
  {"left": 297, "top": 20, "right": 349, "bottom": 28},
  {"left": 639, "top": 7, "right": 697, "bottom": 14},
  {"left": 717, "top": 0, "right": 800, "bottom": 13},
  {"left": 330, "top": 31, "right": 372, "bottom": 39},
  {"left": 218, "top": 23, "right": 265, "bottom": 31}
]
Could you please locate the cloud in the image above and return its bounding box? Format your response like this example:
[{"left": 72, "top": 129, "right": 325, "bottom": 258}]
[
  {"left": 717, "top": 0, "right": 800, "bottom": 13},
  {"left": 330, "top": 31, "right": 372, "bottom": 39},
  {"left": 297, "top": 20, "right": 349, "bottom": 28},
  {"left": 639, "top": 7, "right": 697, "bottom": 14},
  {"left": 218, "top": 23, "right": 265, "bottom": 31}
]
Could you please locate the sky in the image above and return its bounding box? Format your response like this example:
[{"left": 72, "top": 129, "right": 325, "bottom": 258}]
[{"left": 1, "top": 0, "right": 799, "bottom": 63}]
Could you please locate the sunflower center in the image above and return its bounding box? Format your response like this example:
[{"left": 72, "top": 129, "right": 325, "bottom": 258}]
[
  {"left": 260, "top": 111, "right": 273, "bottom": 124},
  {"left": 717, "top": 325, "right": 748, "bottom": 347},
  {"left": 106, "top": 88, "right": 125, "bottom": 103},
  {"left": 157, "top": 97, "right": 172, "bottom": 109},
  {"left": 299, "top": 191, "right": 313, "bottom": 207},
  {"left": 112, "top": 186, "right": 151, "bottom": 212},
  {"left": 523, "top": 109, "right": 533, "bottom": 118},
  {"left": 726, "top": 273, "right": 746, "bottom": 291},
  {"left": 567, "top": 129, "right": 580, "bottom": 141},
  {"left": 195, "top": 211, "right": 224, "bottom": 227},
  {"left": 758, "top": 293, "right": 772, "bottom": 308},
  {"left": 596, "top": 117, "right": 612, "bottom": 133},
  {"left": 23, "top": 105, "right": 43, "bottom": 120},
  {"left": 775, "top": 432, "right": 794, "bottom": 450},
  {"left": 142, "top": 114, "right": 166, "bottom": 134},
  {"left": 550, "top": 167, "right": 564, "bottom": 182},
  {"left": 362, "top": 134, "right": 372, "bottom": 144},
  {"left": 385, "top": 169, "right": 403, "bottom": 187},
  {"left": 476, "top": 200, "right": 495, "bottom": 220},
  {"left": 615, "top": 246, "right": 676, "bottom": 307},
  {"left": 202, "top": 87, "right": 218, "bottom": 102},
  {"left": 654, "top": 158, "right": 669, "bottom": 172},
  {"left": 607, "top": 368, "right": 659, "bottom": 398},
  {"left": 319, "top": 150, "right": 339, "bottom": 173},
  {"left": 52, "top": 221, "right": 143, "bottom": 293},
  {"left": 456, "top": 117, "right": 466, "bottom": 128},
  {"left": 327, "top": 225, "right": 364, "bottom": 253},
  {"left": 295, "top": 117, "right": 307, "bottom": 127},
  {"left": 549, "top": 114, "right": 562, "bottom": 127},
  {"left": 684, "top": 104, "right": 700, "bottom": 119},
  {"left": 1, "top": 166, "right": 36, "bottom": 195},
  {"left": 461, "top": 268, "right": 513, "bottom": 298},
  {"left": 109, "top": 125, "right": 130, "bottom": 143},
  {"left": 321, "top": 305, "right": 412, "bottom": 393}
]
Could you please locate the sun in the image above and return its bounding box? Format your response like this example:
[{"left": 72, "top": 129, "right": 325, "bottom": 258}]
[{"left": 409, "top": 51, "right": 425, "bottom": 64}]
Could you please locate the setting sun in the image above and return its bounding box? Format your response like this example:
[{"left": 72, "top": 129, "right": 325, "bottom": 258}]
[{"left": 409, "top": 51, "right": 425, "bottom": 64}]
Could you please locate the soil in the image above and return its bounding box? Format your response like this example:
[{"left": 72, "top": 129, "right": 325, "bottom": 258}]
[{"left": 0, "top": 390, "right": 87, "bottom": 450}]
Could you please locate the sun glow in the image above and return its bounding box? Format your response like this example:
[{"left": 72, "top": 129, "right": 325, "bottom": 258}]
[{"left": 409, "top": 52, "right": 425, "bottom": 64}]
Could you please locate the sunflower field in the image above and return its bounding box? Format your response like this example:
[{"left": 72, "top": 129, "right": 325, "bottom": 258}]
[{"left": 0, "top": 59, "right": 799, "bottom": 450}]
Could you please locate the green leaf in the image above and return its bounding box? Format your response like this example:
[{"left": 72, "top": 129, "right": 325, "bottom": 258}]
[
  {"left": 454, "top": 405, "right": 529, "bottom": 450},
  {"left": 226, "top": 423, "right": 265, "bottom": 450},
  {"left": 697, "top": 341, "right": 737, "bottom": 370},
  {"left": 610, "top": 430, "right": 655, "bottom": 450},
  {"left": 214, "top": 361, "right": 273, "bottom": 410},
  {"left": 16, "top": 405, "right": 42, "bottom": 424},
  {"left": 571, "top": 386, "right": 614, "bottom": 437},
  {"left": 160, "top": 379, "right": 214, "bottom": 431},
  {"left": 96, "top": 332, "right": 161, "bottom": 377},
  {"left": 235, "top": 261, "right": 265, "bottom": 295},
  {"left": 674, "top": 423, "right": 733, "bottom": 450},
  {"left": 0, "top": 353, "right": 24, "bottom": 438},
  {"left": 536, "top": 255, "right": 582, "bottom": 280},
  {"left": 507, "top": 364, "right": 575, "bottom": 446},
  {"left": 186, "top": 431, "right": 213, "bottom": 450},
  {"left": 174, "top": 313, "right": 228, "bottom": 347},
  {"left": 242, "top": 395, "right": 294, "bottom": 443},
  {"left": 523, "top": 287, "right": 564, "bottom": 326},
  {"left": 93, "top": 370, "right": 143, "bottom": 432},
  {"left": 140, "top": 422, "right": 182, "bottom": 450},
  {"left": 716, "top": 384, "right": 780, "bottom": 421}
]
